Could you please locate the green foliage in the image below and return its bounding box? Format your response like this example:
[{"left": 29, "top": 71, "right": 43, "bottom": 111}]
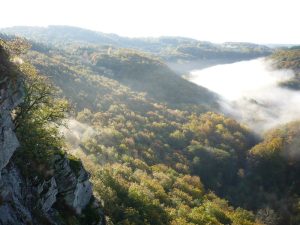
[
  {"left": 3, "top": 31, "right": 300, "bottom": 225},
  {"left": 228, "top": 121, "right": 300, "bottom": 224},
  {"left": 186, "top": 112, "right": 255, "bottom": 156},
  {"left": 270, "top": 49, "right": 300, "bottom": 70},
  {"left": 270, "top": 48, "right": 300, "bottom": 90},
  {"left": 79, "top": 197, "right": 103, "bottom": 225},
  {"left": 85, "top": 161, "right": 260, "bottom": 225},
  {"left": 13, "top": 61, "right": 69, "bottom": 179},
  {"left": 248, "top": 121, "right": 300, "bottom": 190},
  {"left": 0, "top": 37, "right": 31, "bottom": 56},
  {"left": 25, "top": 42, "right": 261, "bottom": 224},
  {"left": 188, "top": 144, "right": 237, "bottom": 191},
  {"left": 67, "top": 154, "right": 83, "bottom": 176},
  {"left": 21, "top": 44, "right": 217, "bottom": 110},
  {"left": 59, "top": 86, "right": 260, "bottom": 225}
]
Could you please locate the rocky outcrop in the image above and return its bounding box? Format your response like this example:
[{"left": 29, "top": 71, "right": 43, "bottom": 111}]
[
  {"left": 0, "top": 164, "right": 33, "bottom": 224},
  {"left": 0, "top": 45, "right": 105, "bottom": 224},
  {"left": 0, "top": 157, "right": 105, "bottom": 225},
  {"left": 0, "top": 46, "right": 32, "bottom": 224},
  {"left": 0, "top": 50, "right": 23, "bottom": 176},
  {"left": 53, "top": 155, "right": 93, "bottom": 214},
  {"left": 38, "top": 177, "right": 58, "bottom": 212},
  {"left": 0, "top": 156, "right": 104, "bottom": 225}
]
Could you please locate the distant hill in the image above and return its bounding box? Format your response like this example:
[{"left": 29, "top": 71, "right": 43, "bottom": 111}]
[
  {"left": 1, "top": 26, "right": 119, "bottom": 45},
  {"left": 1, "top": 25, "right": 273, "bottom": 72}
]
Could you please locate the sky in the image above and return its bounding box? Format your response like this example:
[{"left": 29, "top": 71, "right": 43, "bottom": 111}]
[{"left": 0, "top": 0, "right": 299, "bottom": 44}]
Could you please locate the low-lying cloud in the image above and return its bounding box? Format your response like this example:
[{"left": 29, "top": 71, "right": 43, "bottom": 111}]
[
  {"left": 60, "top": 119, "right": 95, "bottom": 149},
  {"left": 187, "top": 58, "right": 299, "bottom": 133}
]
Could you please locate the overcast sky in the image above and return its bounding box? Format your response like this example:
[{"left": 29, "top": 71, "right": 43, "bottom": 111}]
[{"left": 0, "top": 0, "right": 299, "bottom": 44}]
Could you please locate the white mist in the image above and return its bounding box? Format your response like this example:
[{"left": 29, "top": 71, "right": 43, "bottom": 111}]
[{"left": 187, "top": 58, "right": 299, "bottom": 133}]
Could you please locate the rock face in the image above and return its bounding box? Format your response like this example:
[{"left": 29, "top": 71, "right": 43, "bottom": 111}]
[
  {"left": 0, "top": 155, "right": 102, "bottom": 225},
  {"left": 0, "top": 45, "right": 105, "bottom": 224},
  {"left": 0, "top": 54, "right": 23, "bottom": 176},
  {"left": 38, "top": 177, "right": 58, "bottom": 212},
  {"left": 54, "top": 155, "right": 93, "bottom": 214},
  {"left": 0, "top": 156, "right": 104, "bottom": 225},
  {"left": 0, "top": 165, "right": 33, "bottom": 224}
]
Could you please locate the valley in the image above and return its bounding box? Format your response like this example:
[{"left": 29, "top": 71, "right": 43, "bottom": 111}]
[{"left": 0, "top": 25, "right": 299, "bottom": 225}]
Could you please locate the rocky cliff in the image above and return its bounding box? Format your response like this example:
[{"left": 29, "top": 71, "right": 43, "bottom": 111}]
[{"left": 0, "top": 44, "right": 105, "bottom": 224}]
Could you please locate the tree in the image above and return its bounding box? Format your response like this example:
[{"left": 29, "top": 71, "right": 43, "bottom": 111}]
[
  {"left": 14, "top": 62, "right": 69, "bottom": 174},
  {"left": 14, "top": 63, "right": 69, "bottom": 130}
]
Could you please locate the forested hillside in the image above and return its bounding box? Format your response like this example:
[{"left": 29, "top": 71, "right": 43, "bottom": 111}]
[
  {"left": 21, "top": 44, "right": 218, "bottom": 109},
  {"left": 1, "top": 26, "right": 272, "bottom": 72},
  {"left": 0, "top": 29, "right": 299, "bottom": 225},
  {"left": 270, "top": 47, "right": 300, "bottom": 89}
]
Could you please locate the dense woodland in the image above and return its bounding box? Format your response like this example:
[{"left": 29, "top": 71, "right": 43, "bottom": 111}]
[
  {"left": 270, "top": 48, "right": 300, "bottom": 89},
  {"left": 1, "top": 28, "right": 300, "bottom": 225}
]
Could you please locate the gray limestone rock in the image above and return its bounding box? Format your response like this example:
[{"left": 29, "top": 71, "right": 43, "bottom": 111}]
[
  {"left": 53, "top": 155, "right": 93, "bottom": 214},
  {"left": 38, "top": 177, "right": 58, "bottom": 212}
]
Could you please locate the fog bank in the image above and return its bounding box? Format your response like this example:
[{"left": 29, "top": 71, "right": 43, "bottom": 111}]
[
  {"left": 187, "top": 58, "right": 299, "bottom": 133},
  {"left": 60, "top": 119, "right": 95, "bottom": 149}
]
